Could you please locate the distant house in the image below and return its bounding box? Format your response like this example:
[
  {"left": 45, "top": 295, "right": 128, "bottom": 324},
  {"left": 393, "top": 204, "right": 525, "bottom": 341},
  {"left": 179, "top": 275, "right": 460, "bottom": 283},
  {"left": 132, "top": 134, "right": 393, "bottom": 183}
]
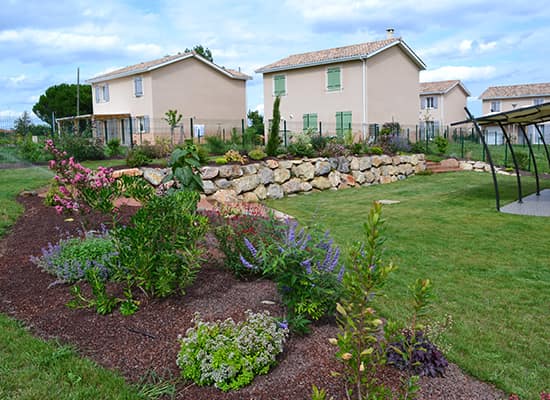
[
  {"left": 479, "top": 83, "right": 550, "bottom": 144},
  {"left": 419, "top": 80, "right": 470, "bottom": 137},
  {"left": 86, "top": 52, "right": 251, "bottom": 145},
  {"left": 255, "top": 32, "right": 426, "bottom": 140}
]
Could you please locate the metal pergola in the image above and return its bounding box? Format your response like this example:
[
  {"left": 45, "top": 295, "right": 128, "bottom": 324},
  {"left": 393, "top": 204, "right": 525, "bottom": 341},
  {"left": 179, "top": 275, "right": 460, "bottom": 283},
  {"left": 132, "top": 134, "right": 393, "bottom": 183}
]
[{"left": 452, "top": 102, "right": 550, "bottom": 213}]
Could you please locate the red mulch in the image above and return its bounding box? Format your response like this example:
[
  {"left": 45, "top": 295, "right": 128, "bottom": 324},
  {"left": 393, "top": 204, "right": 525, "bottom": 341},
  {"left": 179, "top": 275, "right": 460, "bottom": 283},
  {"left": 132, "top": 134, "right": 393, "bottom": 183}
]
[{"left": 0, "top": 195, "right": 506, "bottom": 399}]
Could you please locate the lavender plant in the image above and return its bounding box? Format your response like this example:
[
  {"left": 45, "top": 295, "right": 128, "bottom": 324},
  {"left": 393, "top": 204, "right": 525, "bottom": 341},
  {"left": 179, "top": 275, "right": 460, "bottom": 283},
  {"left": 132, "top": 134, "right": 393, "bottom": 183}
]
[
  {"left": 241, "top": 221, "right": 344, "bottom": 333},
  {"left": 177, "top": 311, "right": 288, "bottom": 391}
]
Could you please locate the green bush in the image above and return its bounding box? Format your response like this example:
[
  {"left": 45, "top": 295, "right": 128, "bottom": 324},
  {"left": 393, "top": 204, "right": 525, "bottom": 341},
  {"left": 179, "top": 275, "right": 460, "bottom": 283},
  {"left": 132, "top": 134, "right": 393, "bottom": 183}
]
[
  {"left": 514, "top": 151, "right": 529, "bottom": 170},
  {"left": 433, "top": 136, "right": 449, "bottom": 155},
  {"left": 247, "top": 147, "right": 267, "bottom": 160},
  {"left": 113, "top": 191, "right": 208, "bottom": 298},
  {"left": 125, "top": 147, "right": 151, "bottom": 167},
  {"left": 310, "top": 135, "right": 327, "bottom": 153},
  {"left": 204, "top": 135, "right": 228, "bottom": 155},
  {"left": 224, "top": 149, "right": 246, "bottom": 164},
  {"left": 177, "top": 311, "right": 288, "bottom": 391},
  {"left": 17, "top": 137, "right": 51, "bottom": 162},
  {"left": 56, "top": 135, "right": 105, "bottom": 161},
  {"left": 368, "top": 146, "right": 384, "bottom": 155},
  {"left": 166, "top": 143, "right": 204, "bottom": 192},
  {"left": 106, "top": 138, "right": 123, "bottom": 157}
]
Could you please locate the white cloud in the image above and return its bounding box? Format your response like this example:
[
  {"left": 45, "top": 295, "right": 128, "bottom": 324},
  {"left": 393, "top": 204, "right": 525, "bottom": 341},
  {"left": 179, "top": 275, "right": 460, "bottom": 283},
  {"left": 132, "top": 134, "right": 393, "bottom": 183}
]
[
  {"left": 459, "top": 40, "right": 473, "bottom": 54},
  {"left": 420, "top": 66, "right": 497, "bottom": 82},
  {"left": 0, "top": 109, "right": 22, "bottom": 117},
  {"left": 253, "top": 103, "right": 264, "bottom": 115}
]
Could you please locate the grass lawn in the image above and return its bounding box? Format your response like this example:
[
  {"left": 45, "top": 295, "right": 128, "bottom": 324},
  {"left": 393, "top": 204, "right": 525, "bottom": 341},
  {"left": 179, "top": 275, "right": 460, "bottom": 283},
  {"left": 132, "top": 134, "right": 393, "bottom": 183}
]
[
  {"left": 267, "top": 172, "right": 550, "bottom": 399},
  {"left": 0, "top": 167, "right": 166, "bottom": 399}
]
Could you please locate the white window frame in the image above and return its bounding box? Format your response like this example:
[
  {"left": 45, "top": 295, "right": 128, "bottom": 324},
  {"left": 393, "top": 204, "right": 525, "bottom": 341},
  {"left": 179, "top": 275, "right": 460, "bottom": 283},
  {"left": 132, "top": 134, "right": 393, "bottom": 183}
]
[
  {"left": 490, "top": 100, "right": 501, "bottom": 112},
  {"left": 272, "top": 74, "right": 287, "bottom": 97},
  {"left": 95, "top": 84, "right": 110, "bottom": 103},
  {"left": 426, "top": 96, "right": 435, "bottom": 109},
  {"left": 134, "top": 76, "right": 143, "bottom": 97},
  {"left": 534, "top": 98, "right": 544, "bottom": 106},
  {"left": 325, "top": 64, "right": 343, "bottom": 93}
]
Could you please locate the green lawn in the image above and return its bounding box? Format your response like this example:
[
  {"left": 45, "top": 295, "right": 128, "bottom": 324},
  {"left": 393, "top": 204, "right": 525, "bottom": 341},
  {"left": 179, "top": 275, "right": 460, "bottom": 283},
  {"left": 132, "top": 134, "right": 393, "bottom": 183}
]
[
  {"left": 0, "top": 167, "right": 167, "bottom": 399},
  {"left": 267, "top": 172, "right": 550, "bottom": 400}
]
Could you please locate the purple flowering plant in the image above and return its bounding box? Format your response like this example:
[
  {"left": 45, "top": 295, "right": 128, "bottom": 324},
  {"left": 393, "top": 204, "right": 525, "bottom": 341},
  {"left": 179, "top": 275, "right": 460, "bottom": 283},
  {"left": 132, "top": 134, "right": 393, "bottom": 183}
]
[{"left": 241, "top": 220, "right": 345, "bottom": 333}]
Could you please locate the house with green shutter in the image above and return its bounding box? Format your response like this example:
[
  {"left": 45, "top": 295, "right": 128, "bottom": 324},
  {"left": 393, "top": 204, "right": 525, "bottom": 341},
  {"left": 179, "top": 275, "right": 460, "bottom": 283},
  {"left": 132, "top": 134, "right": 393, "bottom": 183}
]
[{"left": 255, "top": 31, "right": 426, "bottom": 140}]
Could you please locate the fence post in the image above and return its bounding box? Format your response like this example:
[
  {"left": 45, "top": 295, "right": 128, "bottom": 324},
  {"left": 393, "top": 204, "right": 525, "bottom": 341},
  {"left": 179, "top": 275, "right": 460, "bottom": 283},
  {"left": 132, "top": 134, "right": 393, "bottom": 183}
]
[
  {"left": 190, "top": 117, "right": 194, "bottom": 143},
  {"left": 504, "top": 144, "right": 508, "bottom": 167},
  {"left": 319, "top": 121, "right": 322, "bottom": 137},
  {"left": 283, "top": 120, "right": 287, "bottom": 147},
  {"left": 415, "top": 125, "right": 418, "bottom": 143},
  {"left": 461, "top": 130, "right": 464, "bottom": 158}
]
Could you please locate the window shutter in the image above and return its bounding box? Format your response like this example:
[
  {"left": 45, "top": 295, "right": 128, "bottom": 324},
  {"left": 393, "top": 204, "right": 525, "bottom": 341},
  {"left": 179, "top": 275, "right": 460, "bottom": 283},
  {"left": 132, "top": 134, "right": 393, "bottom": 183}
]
[
  {"left": 336, "top": 112, "right": 343, "bottom": 136},
  {"left": 104, "top": 84, "right": 110, "bottom": 102},
  {"left": 144, "top": 116, "right": 150, "bottom": 133},
  {"left": 433, "top": 96, "right": 438, "bottom": 109},
  {"left": 310, "top": 113, "right": 318, "bottom": 132},
  {"left": 421, "top": 97, "right": 426, "bottom": 110},
  {"left": 343, "top": 111, "right": 352, "bottom": 131},
  {"left": 95, "top": 86, "right": 100, "bottom": 103},
  {"left": 274, "top": 75, "right": 285, "bottom": 96},
  {"left": 327, "top": 67, "right": 341, "bottom": 90},
  {"left": 303, "top": 114, "right": 308, "bottom": 131},
  {"left": 134, "top": 77, "right": 143, "bottom": 96}
]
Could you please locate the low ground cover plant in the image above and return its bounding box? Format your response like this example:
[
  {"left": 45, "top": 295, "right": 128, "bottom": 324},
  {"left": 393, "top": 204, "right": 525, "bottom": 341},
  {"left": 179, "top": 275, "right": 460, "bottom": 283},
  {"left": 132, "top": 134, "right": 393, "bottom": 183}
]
[{"left": 177, "top": 310, "right": 288, "bottom": 391}]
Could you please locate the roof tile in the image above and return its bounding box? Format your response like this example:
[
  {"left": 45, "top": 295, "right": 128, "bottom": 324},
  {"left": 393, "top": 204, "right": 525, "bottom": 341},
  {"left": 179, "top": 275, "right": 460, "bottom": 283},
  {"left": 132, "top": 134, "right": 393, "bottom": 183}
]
[{"left": 480, "top": 83, "right": 550, "bottom": 99}]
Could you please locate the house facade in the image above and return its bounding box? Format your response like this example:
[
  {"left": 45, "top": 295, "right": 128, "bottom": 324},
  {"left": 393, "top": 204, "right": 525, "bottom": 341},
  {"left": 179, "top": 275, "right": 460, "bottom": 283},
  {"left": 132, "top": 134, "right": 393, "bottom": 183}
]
[
  {"left": 479, "top": 83, "right": 550, "bottom": 144},
  {"left": 419, "top": 80, "right": 470, "bottom": 137},
  {"left": 255, "top": 35, "right": 426, "bottom": 141},
  {"left": 86, "top": 53, "right": 251, "bottom": 145}
]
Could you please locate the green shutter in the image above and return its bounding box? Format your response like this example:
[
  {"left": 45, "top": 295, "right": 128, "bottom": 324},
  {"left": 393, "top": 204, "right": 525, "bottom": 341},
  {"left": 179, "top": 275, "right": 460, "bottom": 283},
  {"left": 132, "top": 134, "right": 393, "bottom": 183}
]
[
  {"left": 327, "top": 67, "right": 341, "bottom": 91},
  {"left": 309, "top": 113, "right": 318, "bottom": 132},
  {"left": 303, "top": 114, "right": 308, "bottom": 131},
  {"left": 274, "top": 75, "right": 286, "bottom": 96},
  {"left": 343, "top": 111, "right": 352, "bottom": 132},
  {"left": 336, "top": 111, "right": 351, "bottom": 137},
  {"left": 336, "top": 112, "right": 343, "bottom": 137}
]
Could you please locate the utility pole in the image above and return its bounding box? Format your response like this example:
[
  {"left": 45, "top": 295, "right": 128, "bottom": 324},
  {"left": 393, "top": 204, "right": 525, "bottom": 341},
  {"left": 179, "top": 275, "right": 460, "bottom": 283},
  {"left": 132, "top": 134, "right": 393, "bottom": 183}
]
[{"left": 76, "top": 67, "right": 80, "bottom": 117}]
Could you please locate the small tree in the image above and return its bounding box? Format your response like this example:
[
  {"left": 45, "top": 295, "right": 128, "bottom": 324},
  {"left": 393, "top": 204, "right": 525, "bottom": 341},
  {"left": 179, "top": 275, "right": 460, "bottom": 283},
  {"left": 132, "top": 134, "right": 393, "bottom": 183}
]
[
  {"left": 266, "top": 96, "right": 281, "bottom": 156},
  {"left": 14, "top": 111, "right": 32, "bottom": 136},
  {"left": 164, "top": 109, "right": 183, "bottom": 145},
  {"left": 185, "top": 45, "right": 213, "bottom": 62}
]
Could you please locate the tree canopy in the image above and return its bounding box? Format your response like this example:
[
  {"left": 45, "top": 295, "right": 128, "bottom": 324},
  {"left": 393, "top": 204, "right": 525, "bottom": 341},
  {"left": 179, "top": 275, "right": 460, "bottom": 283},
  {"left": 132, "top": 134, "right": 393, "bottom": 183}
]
[
  {"left": 185, "top": 45, "right": 213, "bottom": 62},
  {"left": 32, "top": 83, "right": 92, "bottom": 126}
]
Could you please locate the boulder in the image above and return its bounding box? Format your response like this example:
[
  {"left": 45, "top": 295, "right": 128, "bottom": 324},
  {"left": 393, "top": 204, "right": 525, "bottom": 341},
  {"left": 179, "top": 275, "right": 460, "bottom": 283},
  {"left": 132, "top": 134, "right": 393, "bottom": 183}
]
[
  {"left": 257, "top": 167, "right": 275, "bottom": 184},
  {"left": 392, "top": 156, "right": 403, "bottom": 166},
  {"left": 274, "top": 167, "right": 291, "bottom": 183},
  {"left": 315, "top": 160, "right": 332, "bottom": 176},
  {"left": 371, "top": 155, "right": 383, "bottom": 167},
  {"left": 358, "top": 156, "right": 372, "bottom": 171},
  {"left": 254, "top": 184, "right": 267, "bottom": 200},
  {"left": 282, "top": 178, "right": 302, "bottom": 194},
  {"left": 242, "top": 164, "right": 259, "bottom": 175},
  {"left": 352, "top": 171, "right": 366, "bottom": 184},
  {"left": 364, "top": 171, "right": 376, "bottom": 183},
  {"left": 410, "top": 154, "right": 419, "bottom": 166},
  {"left": 380, "top": 175, "right": 393, "bottom": 184},
  {"left": 301, "top": 181, "right": 313, "bottom": 192},
  {"left": 232, "top": 174, "right": 260, "bottom": 194},
  {"left": 202, "top": 180, "right": 217, "bottom": 195},
  {"left": 460, "top": 161, "right": 474, "bottom": 171},
  {"left": 215, "top": 178, "right": 232, "bottom": 189},
  {"left": 218, "top": 164, "right": 243, "bottom": 178},
  {"left": 440, "top": 158, "right": 459, "bottom": 169},
  {"left": 112, "top": 168, "right": 142, "bottom": 178},
  {"left": 200, "top": 166, "right": 218, "bottom": 180},
  {"left": 278, "top": 160, "right": 293, "bottom": 169},
  {"left": 349, "top": 157, "right": 360, "bottom": 170},
  {"left": 266, "top": 184, "right": 284, "bottom": 199},
  {"left": 265, "top": 159, "right": 279, "bottom": 169},
  {"left": 336, "top": 156, "right": 350, "bottom": 173},
  {"left": 341, "top": 174, "right": 356, "bottom": 187},
  {"left": 328, "top": 171, "right": 341, "bottom": 187},
  {"left": 311, "top": 176, "right": 332, "bottom": 190},
  {"left": 381, "top": 155, "right": 393, "bottom": 165},
  {"left": 292, "top": 162, "right": 315, "bottom": 180},
  {"left": 473, "top": 161, "right": 485, "bottom": 170},
  {"left": 141, "top": 167, "right": 168, "bottom": 186},
  {"left": 211, "top": 189, "right": 239, "bottom": 204},
  {"left": 242, "top": 192, "right": 259, "bottom": 203}
]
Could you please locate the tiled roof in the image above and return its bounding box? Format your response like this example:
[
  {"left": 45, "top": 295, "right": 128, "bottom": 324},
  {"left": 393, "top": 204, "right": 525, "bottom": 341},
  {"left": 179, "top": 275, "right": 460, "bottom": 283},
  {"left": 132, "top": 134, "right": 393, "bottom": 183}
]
[
  {"left": 420, "top": 80, "right": 470, "bottom": 95},
  {"left": 255, "top": 38, "right": 425, "bottom": 73},
  {"left": 87, "top": 52, "right": 251, "bottom": 83},
  {"left": 479, "top": 83, "right": 550, "bottom": 99}
]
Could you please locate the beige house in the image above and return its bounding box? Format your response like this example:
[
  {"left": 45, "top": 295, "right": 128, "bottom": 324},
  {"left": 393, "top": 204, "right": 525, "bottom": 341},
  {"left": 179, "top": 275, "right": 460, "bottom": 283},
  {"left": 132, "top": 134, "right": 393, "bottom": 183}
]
[
  {"left": 479, "top": 83, "right": 550, "bottom": 144},
  {"left": 86, "top": 52, "right": 251, "bottom": 145},
  {"left": 255, "top": 34, "right": 426, "bottom": 141},
  {"left": 419, "top": 80, "right": 470, "bottom": 137}
]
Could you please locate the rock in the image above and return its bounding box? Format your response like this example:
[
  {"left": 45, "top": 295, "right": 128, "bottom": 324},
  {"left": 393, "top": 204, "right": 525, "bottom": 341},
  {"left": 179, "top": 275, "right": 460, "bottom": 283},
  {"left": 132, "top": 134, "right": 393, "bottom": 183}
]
[
  {"left": 460, "top": 161, "right": 473, "bottom": 171},
  {"left": 364, "top": 171, "right": 376, "bottom": 183},
  {"left": 399, "top": 164, "right": 414, "bottom": 175},
  {"left": 200, "top": 166, "right": 219, "bottom": 180},
  {"left": 381, "top": 155, "right": 393, "bottom": 165},
  {"left": 417, "top": 154, "right": 425, "bottom": 161},
  {"left": 352, "top": 171, "right": 366, "bottom": 184},
  {"left": 311, "top": 176, "right": 332, "bottom": 190},
  {"left": 282, "top": 178, "right": 302, "bottom": 194},
  {"left": 380, "top": 176, "right": 392, "bottom": 184},
  {"left": 473, "top": 161, "right": 485, "bottom": 170},
  {"left": 440, "top": 158, "right": 459, "bottom": 169},
  {"left": 378, "top": 199, "right": 401, "bottom": 205},
  {"left": 292, "top": 162, "right": 315, "bottom": 180},
  {"left": 341, "top": 174, "right": 356, "bottom": 186},
  {"left": 257, "top": 167, "right": 274, "bottom": 184},
  {"left": 274, "top": 168, "right": 291, "bottom": 183},
  {"left": 266, "top": 184, "right": 284, "bottom": 199},
  {"left": 218, "top": 165, "right": 243, "bottom": 178},
  {"left": 141, "top": 167, "right": 168, "bottom": 186},
  {"left": 19, "top": 190, "right": 37, "bottom": 197},
  {"left": 371, "top": 155, "right": 383, "bottom": 167},
  {"left": 314, "top": 160, "right": 332, "bottom": 176},
  {"left": 111, "top": 168, "right": 142, "bottom": 178},
  {"left": 232, "top": 174, "right": 260, "bottom": 194},
  {"left": 242, "top": 164, "right": 259, "bottom": 175},
  {"left": 211, "top": 189, "right": 239, "bottom": 204},
  {"left": 392, "top": 156, "right": 402, "bottom": 166},
  {"left": 358, "top": 156, "right": 372, "bottom": 171},
  {"left": 278, "top": 160, "right": 293, "bottom": 169},
  {"left": 328, "top": 171, "right": 341, "bottom": 187},
  {"left": 301, "top": 181, "right": 313, "bottom": 192},
  {"left": 202, "top": 180, "right": 217, "bottom": 195},
  {"left": 336, "top": 156, "right": 350, "bottom": 173},
  {"left": 254, "top": 184, "right": 267, "bottom": 200},
  {"left": 349, "top": 157, "right": 360, "bottom": 170},
  {"left": 414, "top": 164, "right": 425, "bottom": 173},
  {"left": 214, "top": 178, "right": 232, "bottom": 189},
  {"left": 410, "top": 154, "right": 419, "bottom": 165},
  {"left": 242, "top": 192, "right": 259, "bottom": 203},
  {"left": 265, "top": 159, "right": 279, "bottom": 169}
]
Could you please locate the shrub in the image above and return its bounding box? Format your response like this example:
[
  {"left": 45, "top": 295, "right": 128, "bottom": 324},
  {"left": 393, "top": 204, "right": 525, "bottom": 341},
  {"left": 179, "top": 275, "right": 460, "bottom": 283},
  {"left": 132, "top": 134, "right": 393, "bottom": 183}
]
[
  {"left": 241, "top": 222, "right": 344, "bottom": 333},
  {"left": 30, "top": 228, "right": 117, "bottom": 284},
  {"left": 368, "top": 146, "right": 384, "bottom": 155},
  {"left": 56, "top": 135, "right": 105, "bottom": 161},
  {"left": 321, "top": 141, "right": 349, "bottom": 158},
  {"left": 376, "top": 133, "right": 410, "bottom": 154},
  {"left": 310, "top": 135, "right": 327, "bottom": 153},
  {"left": 387, "top": 330, "right": 448, "bottom": 377},
  {"left": 113, "top": 190, "right": 208, "bottom": 298},
  {"left": 349, "top": 142, "right": 364, "bottom": 155},
  {"left": 224, "top": 149, "right": 246, "bottom": 164},
  {"left": 247, "top": 147, "right": 267, "bottom": 160},
  {"left": 205, "top": 135, "right": 228, "bottom": 155},
  {"left": 514, "top": 151, "right": 529, "bottom": 170},
  {"left": 411, "top": 141, "right": 428, "bottom": 154},
  {"left": 126, "top": 147, "right": 151, "bottom": 167},
  {"left": 266, "top": 96, "right": 281, "bottom": 156},
  {"left": 18, "top": 137, "right": 50, "bottom": 162},
  {"left": 106, "top": 138, "right": 123, "bottom": 157},
  {"left": 288, "top": 130, "right": 315, "bottom": 158},
  {"left": 433, "top": 136, "right": 449, "bottom": 155},
  {"left": 177, "top": 311, "right": 288, "bottom": 391},
  {"left": 215, "top": 157, "right": 227, "bottom": 164}
]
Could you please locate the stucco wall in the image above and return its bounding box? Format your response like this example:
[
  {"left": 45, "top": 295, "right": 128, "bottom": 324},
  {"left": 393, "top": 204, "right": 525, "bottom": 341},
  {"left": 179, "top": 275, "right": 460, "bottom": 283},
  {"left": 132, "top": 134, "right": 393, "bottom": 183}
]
[
  {"left": 92, "top": 74, "right": 153, "bottom": 117},
  {"left": 482, "top": 96, "right": 550, "bottom": 115},
  {"left": 443, "top": 86, "right": 469, "bottom": 126}
]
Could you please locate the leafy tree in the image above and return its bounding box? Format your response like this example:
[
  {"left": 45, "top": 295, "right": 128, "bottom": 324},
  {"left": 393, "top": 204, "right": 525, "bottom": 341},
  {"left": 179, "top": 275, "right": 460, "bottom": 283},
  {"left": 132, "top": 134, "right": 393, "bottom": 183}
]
[
  {"left": 247, "top": 109, "right": 264, "bottom": 136},
  {"left": 266, "top": 96, "right": 281, "bottom": 156},
  {"left": 185, "top": 45, "right": 213, "bottom": 62},
  {"left": 164, "top": 109, "right": 183, "bottom": 145},
  {"left": 33, "top": 84, "right": 92, "bottom": 126},
  {"left": 14, "top": 111, "right": 32, "bottom": 135}
]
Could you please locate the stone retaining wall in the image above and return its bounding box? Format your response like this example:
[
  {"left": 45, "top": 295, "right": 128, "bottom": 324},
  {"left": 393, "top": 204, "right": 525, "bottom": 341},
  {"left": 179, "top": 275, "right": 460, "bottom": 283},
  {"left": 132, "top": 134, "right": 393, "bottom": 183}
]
[{"left": 115, "top": 155, "right": 426, "bottom": 203}]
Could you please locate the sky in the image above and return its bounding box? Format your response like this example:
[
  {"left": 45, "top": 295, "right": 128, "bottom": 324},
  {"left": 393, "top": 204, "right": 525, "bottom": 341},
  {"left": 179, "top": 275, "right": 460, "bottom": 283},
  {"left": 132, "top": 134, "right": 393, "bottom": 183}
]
[{"left": 1, "top": 0, "right": 549, "bottom": 124}]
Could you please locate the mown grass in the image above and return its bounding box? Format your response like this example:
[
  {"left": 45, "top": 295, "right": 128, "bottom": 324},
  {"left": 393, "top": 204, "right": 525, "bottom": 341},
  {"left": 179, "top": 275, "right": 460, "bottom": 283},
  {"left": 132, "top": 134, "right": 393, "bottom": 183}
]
[
  {"left": 0, "top": 167, "right": 171, "bottom": 399},
  {"left": 267, "top": 172, "right": 550, "bottom": 400}
]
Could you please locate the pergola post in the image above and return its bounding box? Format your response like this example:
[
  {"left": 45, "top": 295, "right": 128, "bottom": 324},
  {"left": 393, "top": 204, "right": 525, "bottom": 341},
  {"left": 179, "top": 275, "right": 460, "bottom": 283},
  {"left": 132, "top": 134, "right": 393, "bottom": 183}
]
[
  {"left": 534, "top": 124, "right": 550, "bottom": 168},
  {"left": 498, "top": 121, "right": 523, "bottom": 203},
  {"left": 518, "top": 124, "right": 540, "bottom": 195}
]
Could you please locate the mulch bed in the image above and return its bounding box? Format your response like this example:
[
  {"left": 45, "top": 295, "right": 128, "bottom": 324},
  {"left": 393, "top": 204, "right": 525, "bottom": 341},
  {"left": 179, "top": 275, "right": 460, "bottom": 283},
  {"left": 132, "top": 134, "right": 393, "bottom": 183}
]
[{"left": 0, "top": 195, "right": 507, "bottom": 399}]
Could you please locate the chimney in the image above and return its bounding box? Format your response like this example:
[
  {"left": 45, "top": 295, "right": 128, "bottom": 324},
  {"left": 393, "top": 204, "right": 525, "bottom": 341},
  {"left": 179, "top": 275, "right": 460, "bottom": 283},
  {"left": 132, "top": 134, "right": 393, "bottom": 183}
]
[{"left": 386, "top": 28, "right": 395, "bottom": 39}]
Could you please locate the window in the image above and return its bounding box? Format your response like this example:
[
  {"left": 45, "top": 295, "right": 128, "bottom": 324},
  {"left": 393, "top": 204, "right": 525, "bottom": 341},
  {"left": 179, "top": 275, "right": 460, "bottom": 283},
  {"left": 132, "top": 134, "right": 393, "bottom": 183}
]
[
  {"left": 134, "top": 77, "right": 143, "bottom": 97},
  {"left": 336, "top": 111, "right": 352, "bottom": 137},
  {"left": 273, "top": 75, "right": 286, "bottom": 96},
  {"left": 95, "top": 84, "right": 110, "bottom": 103},
  {"left": 302, "top": 113, "right": 318, "bottom": 132},
  {"left": 421, "top": 96, "right": 438, "bottom": 109},
  {"left": 327, "top": 66, "right": 341, "bottom": 91},
  {"left": 490, "top": 101, "right": 501, "bottom": 112},
  {"left": 136, "top": 116, "right": 150, "bottom": 133},
  {"left": 534, "top": 98, "right": 544, "bottom": 106}
]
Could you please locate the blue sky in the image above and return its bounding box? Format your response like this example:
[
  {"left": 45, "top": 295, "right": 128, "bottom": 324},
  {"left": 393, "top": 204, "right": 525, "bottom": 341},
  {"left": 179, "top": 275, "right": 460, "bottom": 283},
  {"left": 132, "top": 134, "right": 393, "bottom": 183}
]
[{"left": 1, "top": 0, "right": 549, "bottom": 123}]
